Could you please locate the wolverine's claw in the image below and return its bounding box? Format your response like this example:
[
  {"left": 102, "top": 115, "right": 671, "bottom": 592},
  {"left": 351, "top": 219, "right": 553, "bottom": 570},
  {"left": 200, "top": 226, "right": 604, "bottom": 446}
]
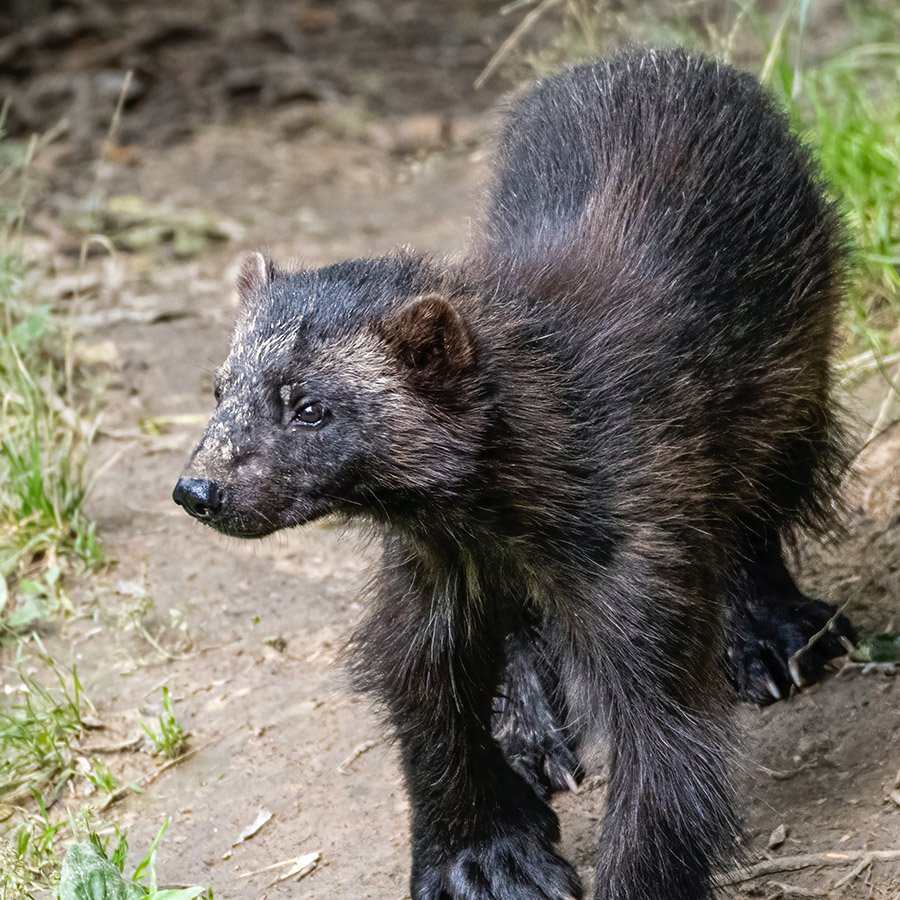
[
  {"left": 729, "top": 590, "right": 857, "bottom": 706},
  {"left": 788, "top": 656, "right": 805, "bottom": 688},
  {"left": 562, "top": 770, "right": 580, "bottom": 794}
]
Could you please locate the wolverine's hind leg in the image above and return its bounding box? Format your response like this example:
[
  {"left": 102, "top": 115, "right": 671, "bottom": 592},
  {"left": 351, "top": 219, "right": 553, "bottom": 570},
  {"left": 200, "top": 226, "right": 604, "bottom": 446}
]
[
  {"left": 726, "top": 535, "right": 856, "bottom": 704},
  {"left": 492, "top": 631, "right": 582, "bottom": 798}
]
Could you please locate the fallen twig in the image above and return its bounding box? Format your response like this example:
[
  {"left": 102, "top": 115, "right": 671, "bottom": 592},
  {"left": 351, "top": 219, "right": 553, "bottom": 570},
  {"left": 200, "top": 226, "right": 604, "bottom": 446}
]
[
  {"left": 768, "top": 881, "right": 824, "bottom": 897},
  {"left": 99, "top": 737, "right": 215, "bottom": 810},
  {"left": 267, "top": 851, "right": 320, "bottom": 888},
  {"left": 237, "top": 850, "right": 321, "bottom": 886},
  {"left": 756, "top": 763, "right": 809, "bottom": 781},
  {"left": 336, "top": 738, "right": 382, "bottom": 774},
  {"left": 832, "top": 854, "right": 873, "bottom": 890},
  {"left": 787, "top": 599, "right": 854, "bottom": 682},
  {"left": 78, "top": 735, "right": 143, "bottom": 755},
  {"left": 143, "top": 738, "right": 213, "bottom": 786},
  {"left": 716, "top": 849, "right": 900, "bottom": 886}
]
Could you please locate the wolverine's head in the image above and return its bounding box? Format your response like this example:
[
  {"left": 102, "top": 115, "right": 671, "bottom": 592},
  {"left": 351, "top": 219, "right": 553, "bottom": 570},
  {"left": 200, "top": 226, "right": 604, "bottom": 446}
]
[{"left": 173, "top": 252, "right": 483, "bottom": 537}]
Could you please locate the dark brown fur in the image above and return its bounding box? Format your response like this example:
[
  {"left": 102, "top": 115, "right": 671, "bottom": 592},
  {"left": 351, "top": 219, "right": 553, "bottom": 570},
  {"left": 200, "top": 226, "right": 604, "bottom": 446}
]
[{"left": 175, "top": 48, "right": 856, "bottom": 899}]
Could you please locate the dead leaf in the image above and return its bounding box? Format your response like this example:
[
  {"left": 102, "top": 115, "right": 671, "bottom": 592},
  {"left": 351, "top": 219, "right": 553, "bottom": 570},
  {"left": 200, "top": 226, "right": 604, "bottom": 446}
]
[
  {"left": 232, "top": 809, "right": 273, "bottom": 846},
  {"left": 238, "top": 849, "right": 320, "bottom": 882}
]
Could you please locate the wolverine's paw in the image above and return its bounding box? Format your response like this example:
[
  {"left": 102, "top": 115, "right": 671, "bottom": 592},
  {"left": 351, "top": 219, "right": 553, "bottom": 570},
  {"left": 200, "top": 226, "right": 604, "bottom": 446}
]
[
  {"left": 728, "top": 595, "right": 856, "bottom": 705},
  {"left": 412, "top": 833, "right": 583, "bottom": 900},
  {"left": 492, "top": 647, "right": 581, "bottom": 799},
  {"left": 501, "top": 725, "right": 582, "bottom": 800}
]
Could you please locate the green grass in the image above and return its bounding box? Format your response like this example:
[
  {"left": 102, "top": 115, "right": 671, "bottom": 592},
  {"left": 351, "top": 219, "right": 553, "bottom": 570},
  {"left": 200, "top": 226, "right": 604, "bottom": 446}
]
[
  {"left": 0, "top": 650, "right": 209, "bottom": 899},
  {"left": 767, "top": 46, "right": 900, "bottom": 358},
  {"left": 55, "top": 817, "right": 213, "bottom": 900},
  {"left": 86, "top": 759, "right": 119, "bottom": 797},
  {"left": 0, "top": 85, "right": 205, "bottom": 900},
  {"left": 0, "top": 792, "right": 67, "bottom": 899},
  {"left": 0, "top": 132, "right": 103, "bottom": 635},
  {"left": 0, "top": 647, "right": 86, "bottom": 809},
  {"left": 141, "top": 688, "right": 188, "bottom": 760},
  {"left": 2, "top": 807, "right": 213, "bottom": 900},
  {"left": 0, "top": 646, "right": 87, "bottom": 896}
]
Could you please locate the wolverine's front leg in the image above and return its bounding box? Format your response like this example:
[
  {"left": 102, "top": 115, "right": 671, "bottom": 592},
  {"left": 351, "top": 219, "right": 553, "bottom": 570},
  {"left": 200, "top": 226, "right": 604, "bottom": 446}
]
[{"left": 351, "top": 547, "right": 581, "bottom": 900}]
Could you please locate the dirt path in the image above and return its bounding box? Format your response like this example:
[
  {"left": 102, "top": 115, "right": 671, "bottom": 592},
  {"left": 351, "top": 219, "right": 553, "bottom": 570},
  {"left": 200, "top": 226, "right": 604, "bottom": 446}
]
[{"left": 8, "top": 2, "right": 898, "bottom": 897}]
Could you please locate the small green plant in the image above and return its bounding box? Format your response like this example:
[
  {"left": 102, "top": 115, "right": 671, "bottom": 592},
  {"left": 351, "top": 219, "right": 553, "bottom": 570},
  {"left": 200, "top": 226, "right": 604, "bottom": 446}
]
[
  {"left": 0, "top": 810, "right": 213, "bottom": 900},
  {"left": 0, "top": 792, "right": 67, "bottom": 898},
  {"left": 56, "top": 818, "right": 213, "bottom": 900},
  {"left": 85, "top": 759, "right": 118, "bottom": 796},
  {"left": 0, "top": 649, "right": 86, "bottom": 806},
  {"left": 141, "top": 688, "right": 187, "bottom": 759}
]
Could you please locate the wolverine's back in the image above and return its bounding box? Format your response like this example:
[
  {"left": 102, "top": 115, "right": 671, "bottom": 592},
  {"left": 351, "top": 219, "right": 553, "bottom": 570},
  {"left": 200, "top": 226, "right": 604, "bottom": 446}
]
[
  {"left": 474, "top": 47, "right": 847, "bottom": 541},
  {"left": 483, "top": 48, "right": 840, "bottom": 288}
]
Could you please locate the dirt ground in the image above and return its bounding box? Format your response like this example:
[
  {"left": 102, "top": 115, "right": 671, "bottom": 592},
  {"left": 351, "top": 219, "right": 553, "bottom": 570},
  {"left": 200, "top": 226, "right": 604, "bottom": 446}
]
[{"left": 4, "top": 1, "right": 899, "bottom": 898}]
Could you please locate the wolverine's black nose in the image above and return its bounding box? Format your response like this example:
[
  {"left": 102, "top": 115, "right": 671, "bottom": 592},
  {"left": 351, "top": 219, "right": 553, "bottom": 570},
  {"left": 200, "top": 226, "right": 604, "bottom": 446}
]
[{"left": 173, "top": 478, "right": 223, "bottom": 520}]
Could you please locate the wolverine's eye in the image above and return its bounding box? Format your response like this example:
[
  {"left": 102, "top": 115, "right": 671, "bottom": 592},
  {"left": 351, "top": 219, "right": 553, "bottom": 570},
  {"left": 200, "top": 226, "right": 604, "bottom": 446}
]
[
  {"left": 296, "top": 399, "right": 326, "bottom": 426},
  {"left": 280, "top": 385, "right": 328, "bottom": 427}
]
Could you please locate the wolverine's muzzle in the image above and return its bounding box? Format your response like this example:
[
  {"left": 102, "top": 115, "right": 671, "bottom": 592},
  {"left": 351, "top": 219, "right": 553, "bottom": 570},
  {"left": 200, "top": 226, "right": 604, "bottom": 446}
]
[{"left": 172, "top": 477, "right": 224, "bottom": 522}]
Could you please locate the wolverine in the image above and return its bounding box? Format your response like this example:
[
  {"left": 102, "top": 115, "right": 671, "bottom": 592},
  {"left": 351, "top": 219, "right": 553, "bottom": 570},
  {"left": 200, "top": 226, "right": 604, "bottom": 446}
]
[{"left": 174, "top": 48, "right": 856, "bottom": 899}]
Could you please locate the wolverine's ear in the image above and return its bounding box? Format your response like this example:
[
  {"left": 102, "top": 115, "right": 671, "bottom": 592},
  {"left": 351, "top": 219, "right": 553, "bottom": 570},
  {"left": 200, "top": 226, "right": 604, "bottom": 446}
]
[
  {"left": 377, "top": 294, "right": 474, "bottom": 376},
  {"left": 236, "top": 251, "right": 278, "bottom": 306}
]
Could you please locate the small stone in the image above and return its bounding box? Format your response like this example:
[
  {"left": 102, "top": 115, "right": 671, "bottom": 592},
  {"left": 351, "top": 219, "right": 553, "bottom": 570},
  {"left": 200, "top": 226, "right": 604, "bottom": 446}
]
[{"left": 767, "top": 823, "right": 788, "bottom": 849}]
